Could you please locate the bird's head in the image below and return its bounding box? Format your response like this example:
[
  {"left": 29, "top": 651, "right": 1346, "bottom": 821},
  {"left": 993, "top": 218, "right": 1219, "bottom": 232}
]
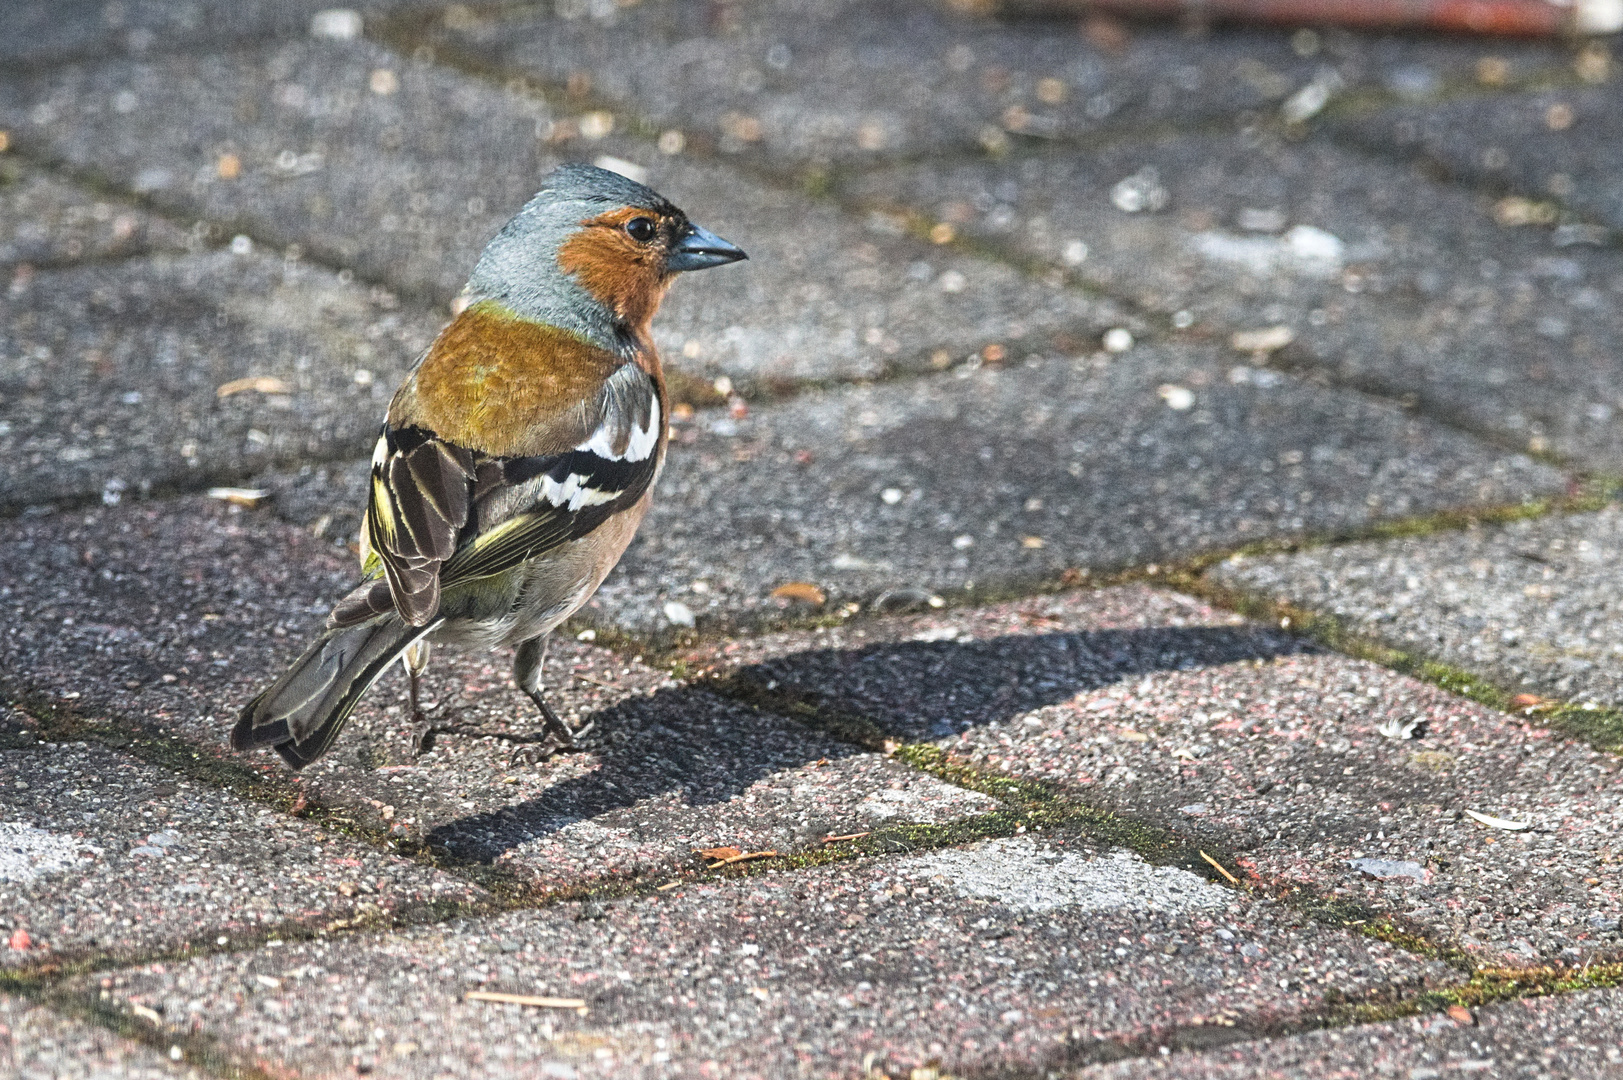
[{"left": 462, "top": 163, "right": 746, "bottom": 353}]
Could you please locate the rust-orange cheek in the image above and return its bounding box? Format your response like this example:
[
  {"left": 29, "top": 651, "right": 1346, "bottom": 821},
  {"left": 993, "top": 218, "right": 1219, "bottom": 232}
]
[{"left": 557, "top": 215, "right": 670, "bottom": 331}]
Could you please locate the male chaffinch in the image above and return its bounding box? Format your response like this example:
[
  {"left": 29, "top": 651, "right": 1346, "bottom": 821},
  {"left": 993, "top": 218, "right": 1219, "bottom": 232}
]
[{"left": 232, "top": 163, "right": 746, "bottom": 769}]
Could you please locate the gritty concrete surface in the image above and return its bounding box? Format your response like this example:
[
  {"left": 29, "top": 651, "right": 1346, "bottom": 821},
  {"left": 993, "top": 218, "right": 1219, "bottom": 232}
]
[
  {"left": 244, "top": 343, "right": 1564, "bottom": 641},
  {"left": 76, "top": 840, "right": 1455, "bottom": 1079},
  {"left": 590, "top": 347, "right": 1561, "bottom": 638},
  {"left": 1328, "top": 80, "right": 1623, "bottom": 234},
  {"left": 0, "top": 35, "right": 1125, "bottom": 388},
  {"left": 0, "top": 708, "right": 484, "bottom": 969},
  {"left": 1082, "top": 987, "right": 1623, "bottom": 1078},
  {"left": 2, "top": 499, "right": 995, "bottom": 890},
  {"left": 843, "top": 129, "right": 1623, "bottom": 468},
  {"left": 0, "top": 0, "right": 442, "bottom": 67},
  {"left": 1211, "top": 505, "right": 1623, "bottom": 707},
  {"left": 0, "top": 158, "right": 191, "bottom": 270},
  {"left": 689, "top": 586, "right": 1623, "bottom": 966},
  {"left": 0, "top": 249, "right": 439, "bottom": 509},
  {"left": 0, "top": 991, "right": 203, "bottom": 1080},
  {"left": 3, "top": 2, "right": 1622, "bottom": 1074},
  {"left": 414, "top": 0, "right": 1568, "bottom": 171}
]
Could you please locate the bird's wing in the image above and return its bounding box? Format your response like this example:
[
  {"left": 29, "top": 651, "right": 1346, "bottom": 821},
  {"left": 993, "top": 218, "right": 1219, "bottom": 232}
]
[
  {"left": 350, "top": 426, "right": 479, "bottom": 626},
  {"left": 443, "top": 361, "right": 662, "bottom": 586},
  {"left": 334, "top": 362, "right": 662, "bottom": 627}
]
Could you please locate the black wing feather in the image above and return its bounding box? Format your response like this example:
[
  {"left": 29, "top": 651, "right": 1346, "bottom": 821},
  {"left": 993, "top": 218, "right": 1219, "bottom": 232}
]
[{"left": 338, "top": 362, "right": 662, "bottom": 625}]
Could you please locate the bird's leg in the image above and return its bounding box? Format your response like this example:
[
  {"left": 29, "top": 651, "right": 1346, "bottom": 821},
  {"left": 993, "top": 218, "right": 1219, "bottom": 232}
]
[
  {"left": 510, "top": 636, "right": 594, "bottom": 763},
  {"left": 404, "top": 639, "right": 438, "bottom": 757},
  {"left": 409, "top": 637, "right": 595, "bottom": 762}
]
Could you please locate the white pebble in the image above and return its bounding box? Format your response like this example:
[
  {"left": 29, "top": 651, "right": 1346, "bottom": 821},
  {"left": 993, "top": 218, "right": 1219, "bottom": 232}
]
[
  {"left": 1102, "top": 328, "right": 1134, "bottom": 353},
  {"left": 662, "top": 600, "right": 696, "bottom": 628},
  {"left": 1158, "top": 384, "right": 1195, "bottom": 411},
  {"left": 309, "top": 9, "right": 362, "bottom": 40},
  {"left": 1110, "top": 168, "right": 1168, "bottom": 214}
]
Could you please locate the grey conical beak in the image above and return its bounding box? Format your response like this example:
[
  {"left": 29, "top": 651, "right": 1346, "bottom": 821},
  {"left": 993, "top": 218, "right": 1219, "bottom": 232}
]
[{"left": 667, "top": 223, "right": 747, "bottom": 272}]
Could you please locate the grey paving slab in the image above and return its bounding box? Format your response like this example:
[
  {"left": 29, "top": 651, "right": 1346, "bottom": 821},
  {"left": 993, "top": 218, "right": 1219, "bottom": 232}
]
[
  {"left": 0, "top": 35, "right": 1124, "bottom": 387},
  {"left": 0, "top": 992, "right": 204, "bottom": 1079},
  {"left": 842, "top": 128, "right": 1623, "bottom": 469},
  {"left": 686, "top": 586, "right": 1623, "bottom": 966},
  {"left": 1211, "top": 505, "right": 1623, "bottom": 707},
  {"left": 78, "top": 837, "right": 1455, "bottom": 1079},
  {"left": 2, "top": 498, "right": 996, "bottom": 890},
  {"left": 0, "top": 248, "right": 441, "bottom": 510},
  {"left": 1327, "top": 80, "right": 1623, "bottom": 233},
  {"left": 248, "top": 343, "right": 1565, "bottom": 641},
  {"left": 0, "top": 158, "right": 191, "bottom": 270},
  {"left": 587, "top": 345, "right": 1560, "bottom": 639},
  {"left": 0, "top": 0, "right": 440, "bottom": 67},
  {"left": 1082, "top": 987, "right": 1623, "bottom": 1079},
  {"left": 417, "top": 0, "right": 1567, "bottom": 170},
  {"left": 0, "top": 709, "right": 485, "bottom": 969}
]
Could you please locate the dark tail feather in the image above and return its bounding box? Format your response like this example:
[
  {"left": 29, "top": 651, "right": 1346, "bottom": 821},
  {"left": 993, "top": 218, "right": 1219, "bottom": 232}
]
[{"left": 232, "top": 616, "right": 434, "bottom": 769}]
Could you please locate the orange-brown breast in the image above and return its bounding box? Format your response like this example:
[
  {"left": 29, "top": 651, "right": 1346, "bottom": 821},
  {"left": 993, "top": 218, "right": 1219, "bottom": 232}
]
[
  {"left": 557, "top": 206, "right": 674, "bottom": 334},
  {"left": 392, "top": 303, "right": 623, "bottom": 457}
]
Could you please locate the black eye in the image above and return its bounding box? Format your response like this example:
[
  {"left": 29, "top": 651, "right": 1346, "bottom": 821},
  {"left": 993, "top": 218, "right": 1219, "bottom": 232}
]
[{"left": 625, "top": 216, "right": 657, "bottom": 243}]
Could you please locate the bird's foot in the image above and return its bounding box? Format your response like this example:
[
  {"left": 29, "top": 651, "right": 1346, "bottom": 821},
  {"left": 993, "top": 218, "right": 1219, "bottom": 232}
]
[
  {"left": 508, "top": 716, "right": 595, "bottom": 766},
  {"left": 409, "top": 721, "right": 593, "bottom": 764}
]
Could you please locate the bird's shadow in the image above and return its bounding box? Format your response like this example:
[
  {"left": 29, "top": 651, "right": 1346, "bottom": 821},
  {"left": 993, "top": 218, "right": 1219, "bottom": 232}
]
[{"left": 427, "top": 623, "right": 1309, "bottom": 862}]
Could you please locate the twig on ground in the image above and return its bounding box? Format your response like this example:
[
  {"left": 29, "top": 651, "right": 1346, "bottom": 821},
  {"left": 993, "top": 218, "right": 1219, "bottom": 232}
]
[
  {"left": 1200, "top": 849, "right": 1241, "bottom": 885},
  {"left": 466, "top": 991, "right": 588, "bottom": 1013}
]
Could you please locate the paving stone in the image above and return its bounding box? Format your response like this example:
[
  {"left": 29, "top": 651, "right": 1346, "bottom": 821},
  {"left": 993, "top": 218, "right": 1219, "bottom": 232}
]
[
  {"left": 0, "top": 992, "right": 204, "bottom": 1079},
  {"left": 842, "top": 128, "right": 1623, "bottom": 469},
  {"left": 1327, "top": 80, "right": 1623, "bottom": 233},
  {"left": 686, "top": 586, "right": 1623, "bottom": 965},
  {"left": 0, "top": 709, "right": 484, "bottom": 969},
  {"left": 0, "top": 158, "right": 191, "bottom": 270},
  {"left": 0, "top": 248, "right": 441, "bottom": 509},
  {"left": 246, "top": 344, "right": 1564, "bottom": 640},
  {"left": 0, "top": 36, "right": 1124, "bottom": 387},
  {"left": 77, "top": 837, "right": 1454, "bottom": 1078},
  {"left": 2, "top": 498, "right": 996, "bottom": 890},
  {"left": 418, "top": 0, "right": 1566, "bottom": 170},
  {"left": 0, "top": 0, "right": 440, "bottom": 67},
  {"left": 1210, "top": 506, "right": 1623, "bottom": 708},
  {"left": 1083, "top": 987, "right": 1623, "bottom": 1078},
  {"left": 590, "top": 346, "right": 1558, "bottom": 638}
]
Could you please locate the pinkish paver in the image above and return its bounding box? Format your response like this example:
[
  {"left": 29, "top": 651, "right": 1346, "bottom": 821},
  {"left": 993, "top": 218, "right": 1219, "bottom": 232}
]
[
  {"left": 0, "top": 719, "right": 484, "bottom": 969},
  {"left": 687, "top": 585, "right": 1623, "bottom": 966},
  {"left": 81, "top": 836, "right": 1457, "bottom": 1079},
  {"left": 4, "top": 499, "right": 995, "bottom": 894},
  {"left": 0, "top": 992, "right": 206, "bottom": 1079},
  {"left": 1080, "top": 986, "right": 1623, "bottom": 1078}
]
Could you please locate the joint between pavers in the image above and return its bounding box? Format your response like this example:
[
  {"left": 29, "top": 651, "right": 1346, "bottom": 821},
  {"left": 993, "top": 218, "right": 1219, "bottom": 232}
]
[
  {"left": 2, "top": 135, "right": 463, "bottom": 315},
  {"left": 36, "top": 985, "right": 280, "bottom": 1080},
  {"left": 1174, "top": 560, "right": 1623, "bottom": 757},
  {"left": 1314, "top": 112, "right": 1623, "bottom": 255}
]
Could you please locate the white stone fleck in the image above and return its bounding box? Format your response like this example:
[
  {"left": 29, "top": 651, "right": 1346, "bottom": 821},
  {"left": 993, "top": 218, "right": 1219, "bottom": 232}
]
[
  {"left": 0, "top": 822, "right": 96, "bottom": 883},
  {"left": 909, "top": 837, "right": 1226, "bottom": 914}
]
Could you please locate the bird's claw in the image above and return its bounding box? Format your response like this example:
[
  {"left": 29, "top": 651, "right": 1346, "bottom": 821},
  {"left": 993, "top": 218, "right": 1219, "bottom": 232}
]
[{"left": 509, "top": 716, "right": 595, "bottom": 766}]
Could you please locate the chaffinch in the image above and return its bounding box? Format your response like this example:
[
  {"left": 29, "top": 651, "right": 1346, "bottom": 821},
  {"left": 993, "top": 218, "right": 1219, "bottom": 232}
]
[{"left": 232, "top": 164, "right": 746, "bottom": 769}]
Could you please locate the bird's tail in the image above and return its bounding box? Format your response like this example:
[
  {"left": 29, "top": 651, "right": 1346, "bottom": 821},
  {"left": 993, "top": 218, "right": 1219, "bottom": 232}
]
[{"left": 232, "top": 615, "right": 436, "bottom": 770}]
